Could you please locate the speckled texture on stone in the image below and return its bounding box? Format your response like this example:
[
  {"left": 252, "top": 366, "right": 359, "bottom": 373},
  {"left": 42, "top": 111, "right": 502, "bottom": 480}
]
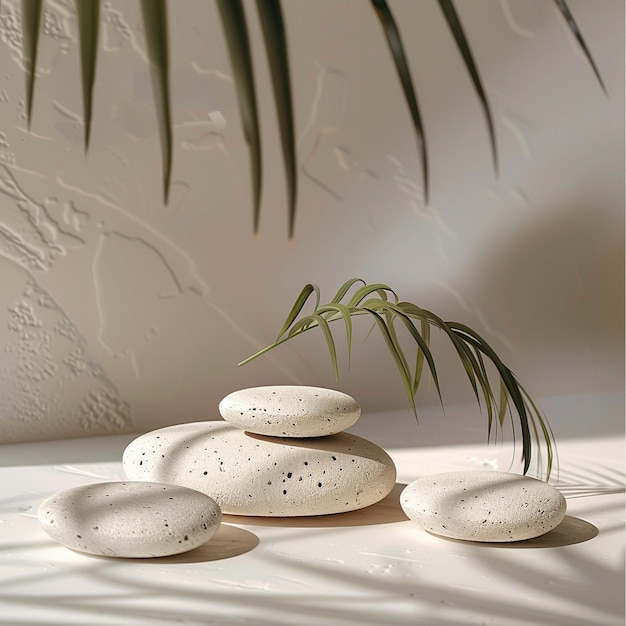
[
  {"left": 401, "top": 471, "right": 567, "bottom": 542},
  {"left": 38, "top": 481, "right": 222, "bottom": 558},
  {"left": 218, "top": 386, "right": 361, "bottom": 438},
  {"left": 122, "top": 421, "right": 396, "bottom": 516}
]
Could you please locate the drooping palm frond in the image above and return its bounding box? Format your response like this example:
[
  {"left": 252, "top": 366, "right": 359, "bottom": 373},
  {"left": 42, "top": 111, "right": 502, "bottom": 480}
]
[
  {"left": 239, "top": 279, "right": 556, "bottom": 479},
  {"left": 75, "top": 0, "right": 100, "bottom": 151},
  {"left": 140, "top": 0, "right": 172, "bottom": 205},
  {"left": 553, "top": 0, "right": 607, "bottom": 94},
  {"left": 256, "top": 0, "right": 297, "bottom": 238},
  {"left": 370, "top": 0, "right": 429, "bottom": 203},
  {"left": 216, "top": 0, "right": 262, "bottom": 233},
  {"left": 16, "top": 3, "right": 605, "bottom": 232},
  {"left": 438, "top": 0, "right": 497, "bottom": 176},
  {"left": 20, "top": 0, "right": 42, "bottom": 128}
]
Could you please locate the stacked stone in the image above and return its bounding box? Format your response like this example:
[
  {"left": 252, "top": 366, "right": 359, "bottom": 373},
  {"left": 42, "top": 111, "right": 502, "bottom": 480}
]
[{"left": 122, "top": 385, "right": 398, "bottom": 517}]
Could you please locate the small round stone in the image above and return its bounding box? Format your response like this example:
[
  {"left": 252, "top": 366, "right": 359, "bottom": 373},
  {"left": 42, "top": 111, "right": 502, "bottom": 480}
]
[
  {"left": 218, "top": 385, "right": 361, "bottom": 437},
  {"left": 401, "top": 471, "right": 566, "bottom": 542},
  {"left": 38, "top": 481, "right": 222, "bottom": 558}
]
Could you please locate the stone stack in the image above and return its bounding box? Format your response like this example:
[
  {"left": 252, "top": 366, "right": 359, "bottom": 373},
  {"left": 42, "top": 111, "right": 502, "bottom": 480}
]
[
  {"left": 122, "top": 385, "right": 398, "bottom": 517},
  {"left": 38, "top": 385, "right": 567, "bottom": 554}
]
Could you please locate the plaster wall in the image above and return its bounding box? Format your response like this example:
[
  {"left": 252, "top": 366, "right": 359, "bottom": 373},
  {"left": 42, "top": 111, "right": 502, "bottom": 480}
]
[{"left": 0, "top": 0, "right": 623, "bottom": 442}]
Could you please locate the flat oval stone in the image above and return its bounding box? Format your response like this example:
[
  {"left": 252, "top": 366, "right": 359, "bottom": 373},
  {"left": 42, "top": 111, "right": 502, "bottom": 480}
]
[
  {"left": 122, "top": 421, "right": 396, "bottom": 516},
  {"left": 401, "top": 471, "right": 566, "bottom": 542},
  {"left": 38, "top": 481, "right": 222, "bottom": 558},
  {"left": 218, "top": 386, "right": 361, "bottom": 437}
]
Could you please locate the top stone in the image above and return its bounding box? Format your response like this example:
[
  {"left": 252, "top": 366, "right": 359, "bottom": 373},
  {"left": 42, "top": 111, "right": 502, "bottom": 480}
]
[{"left": 218, "top": 385, "right": 361, "bottom": 437}]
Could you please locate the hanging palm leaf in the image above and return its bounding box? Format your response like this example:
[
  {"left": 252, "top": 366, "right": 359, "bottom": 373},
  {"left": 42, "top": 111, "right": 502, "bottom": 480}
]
[
  {"left": 216, "top": 0, "right": 263, "bottom": 233},
  {"left": 140, "top": 0, "right": 172, "bottom": 205},
  {"left": 239, "top": 279, "right": 556, "bottom": 479},
  {"left": 438, "top": 0, "right": 498, "bottom": 176},
  {"left": 75, "top": 0, "right": 100, "bottom": 151},
  {"left": 371, "top": 0, "right": 429, "bottom": 203},
  {"left": 15, "top": 2, "right": 606, "bottom": 232},
  {"left": 256, "top": 0, "right": 297, "bottom": 238},
  {"left": 553, "top": 0, "right": 607, "bottom": 93},
  {"left": 20, "top": 0, "right": 42, "bottom": 128}
]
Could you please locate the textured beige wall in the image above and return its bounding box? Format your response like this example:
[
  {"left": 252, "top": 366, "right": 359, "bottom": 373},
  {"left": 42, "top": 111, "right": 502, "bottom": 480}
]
[{"left": 0, "top": 0, "right": 623, "bottom": 442}]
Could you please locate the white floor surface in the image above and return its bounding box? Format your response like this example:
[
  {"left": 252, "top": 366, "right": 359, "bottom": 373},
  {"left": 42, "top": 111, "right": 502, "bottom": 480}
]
[{"left": 0, "top": 397, "right": 623, "bottom": 626}]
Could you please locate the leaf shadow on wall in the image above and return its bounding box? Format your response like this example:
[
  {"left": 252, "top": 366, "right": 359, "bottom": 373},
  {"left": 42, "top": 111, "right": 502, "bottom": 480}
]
[
  {"left": 463, "top": 198, "right": 624, "bottom": 411},
  {"left": 471, "top": 199, "right": 623, "bottom": 371}
]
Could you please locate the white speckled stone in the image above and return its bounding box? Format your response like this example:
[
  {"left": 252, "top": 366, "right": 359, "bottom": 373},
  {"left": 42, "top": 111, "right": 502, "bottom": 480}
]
[
  {"left": 38, "top": 481, "right": 222, "bottom": 558},
  {"left": 218, "top": 386, "right": 361, "bottom": 437},
  {"left": 401, "top": 471, "right": 567, "bottom": 542},
  {"left": 123, "top": 421, "right": 396, "bottom": 516}
]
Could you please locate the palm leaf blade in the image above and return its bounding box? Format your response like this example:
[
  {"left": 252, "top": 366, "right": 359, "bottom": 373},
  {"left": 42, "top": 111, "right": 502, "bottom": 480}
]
[
  {"left": 216, "top": 0, "right": 263, "bottom": 232},
  {"left": 383, "top": 309, "right": 412, "bottom": 393},
  {"left": 447, "top": 322, "right": 548, "bottom": 476},
  {"left": 520, "top": 383, "right": 556, "bottom": 479},
  {"left": 498, "top": 378, "right": 509, "bottom": 429},
  {"left": 413, "top": 319, "right": 430, "bottom": 395},
  {"left": 370, "top": 0, "right": 428, "bottom": 203},
  {"left": 400, "top": 301, "right": 482, "bottom": 405},
  {"left": 553, "top": 0, "right": 607, "bottom": 93},
  {"left": 347, "top": 283, "right": 398, "bottom": 308},
  {"left": 366, "top": 299, "right": 442, "bottom": 403},
  {"left": 363, "top": 307, "right": 417, "bottom": 415},
  {"left": 317, "top": 303, "right": 354, "bottom": 366},
  {"left": 437, "top": 0, "right": 497, "bottom": 175},
  {"left": 20, "top": 0, "right": 42, "bottom": 128},
  {"left": 140, "top": 0, "right": 172, "bottom": 205},
  {"left": 256, "top": 0, "right": 297, "bottom": 238},
  {"left": 331, "top": 278, "right": 366, "bottom": 304},
  {"left": 275, "top": 283, "right": 319, "bottom": 340},
  {"left": 308, "top": 314, "right": 339, "bottom": 385},
  {"left": 460, "top": 340, "right": 496, "bottom": 440},
  {"left": 75, "top": 0, "right": 100, "bottom": 152}
]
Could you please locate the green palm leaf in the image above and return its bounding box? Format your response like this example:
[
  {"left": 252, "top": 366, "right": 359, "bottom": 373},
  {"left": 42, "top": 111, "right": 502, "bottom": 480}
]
[
  {"left": 457, "top": 338, "right": 496, "bottom": 440},
  {"left": 256, "top": 0, "right": 297, "bottom": 238},
  {"left": 347, "top": 283, "right": 398, "bottom": 308},
  {"left": 308, "top": 313, "right": 339, "bottom": 385},
  {"left": 553, "top": 0, "right": 607, "bottom": 94},
  {"left": 362, "top": 306, "right": 417, "bottom": 416},
  {"left": 331, "top": 278, "right": 367, "bottom": 304},
  {"left": 20, "top": 0, "right": 42, "bottom": 128},
  {"left": 239, "top": 279, "right": 555, "bottom": 479},
  {"left": 498, "top": 378, "right": 509, "bottom": 430},
  {"left": 399, "top": 301, "right": 483, "bottom": 407},
  {"left": 275, "top": 283, "right": 319, "bottom": 341},
  {"left": 414, "top": 319, "right": 430, "bottom": 395},
  {"left": 216, "top": 0, "right": 262, "bottom": 233},
  {"left": 519, "top": 382, "right": 557, "bottom": 479},
  {"left": 447, "top": 322, "right": 537, "bottom": 474},
  {"left": 370, "top": 0, "right": 429, "bottom": 203},
  {"left": 140, "top": 0, "right": 172, "bottom": 205},
  {"left": 75, "top": 0, "right": 100, "bottom": 151},
  {"left": 438, "top": 0, "right": 497, "bottom": 176},
  {"left": 383, "top": 308, "right": 412, "bottom": 399},
  {"left": 317, "top": 303, "right": 354, "bottom": 367},
  {"left": 361, "top": 298, "right": 442, "bottom": 404}
]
